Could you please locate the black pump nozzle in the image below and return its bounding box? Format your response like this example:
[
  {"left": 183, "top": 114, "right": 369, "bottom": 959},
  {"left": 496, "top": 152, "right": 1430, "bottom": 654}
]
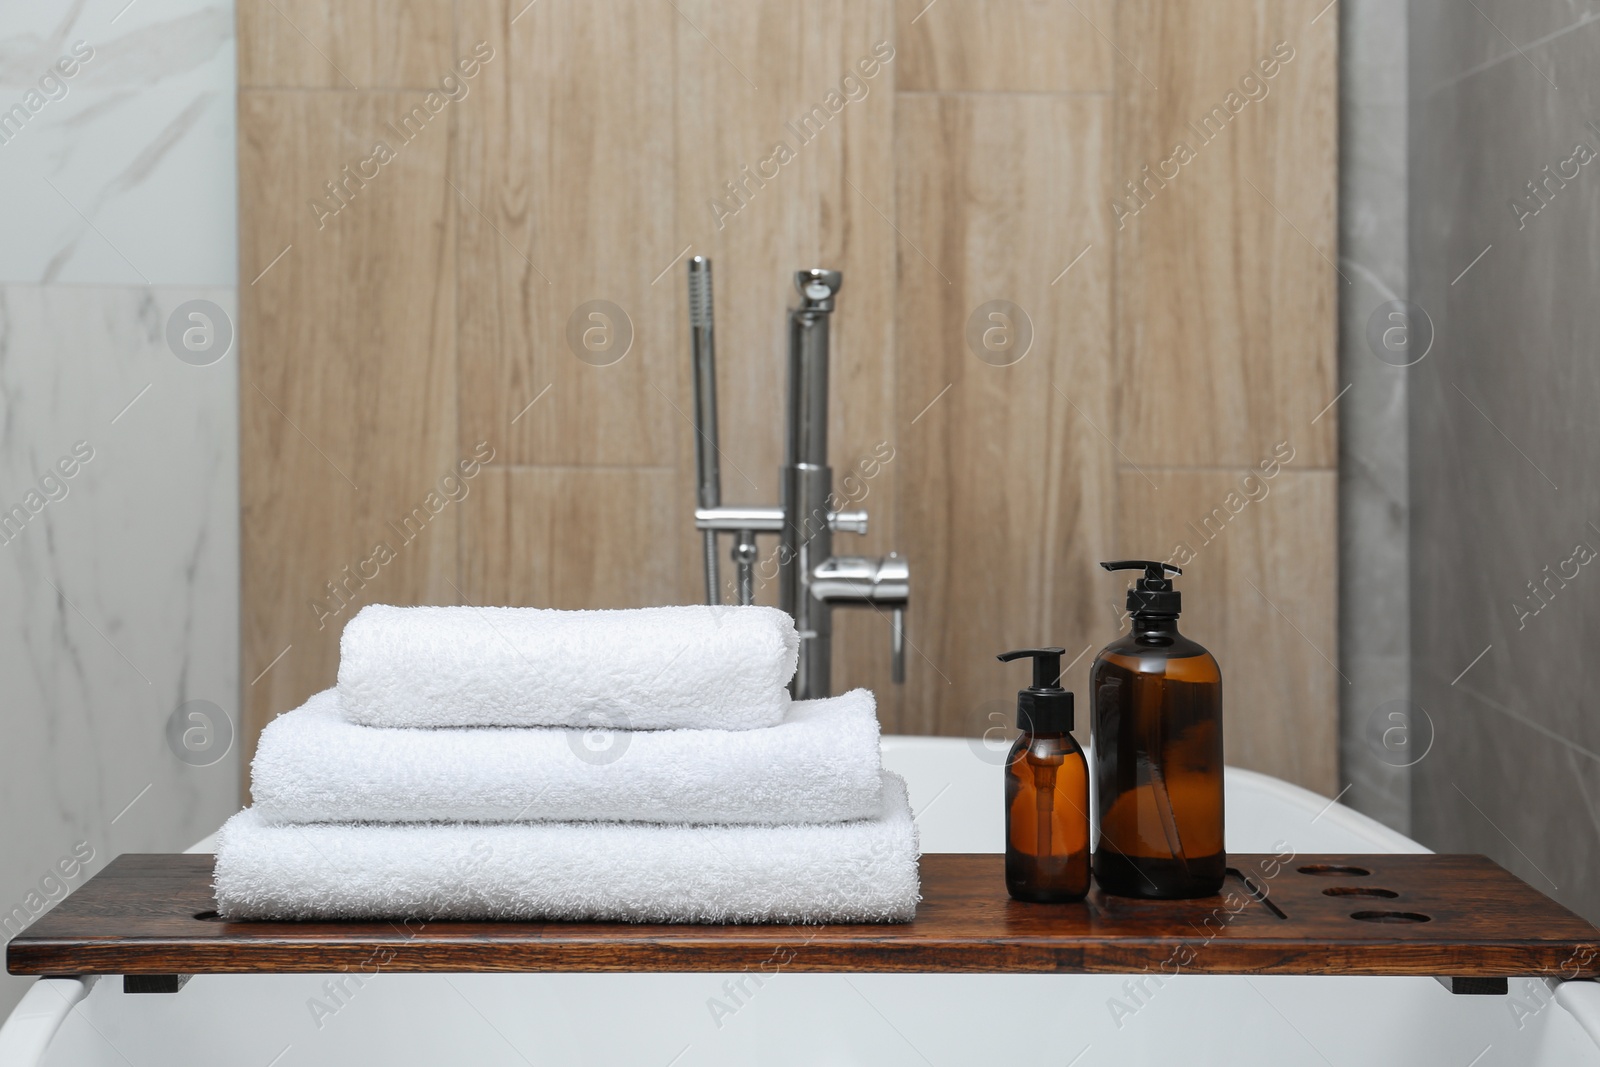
[
  {"left": 997, "top": 647, "right": 1074, "bottom": 733},
  {"left": 1101, "top": 559, "right": 1184, "bottom": 615}
]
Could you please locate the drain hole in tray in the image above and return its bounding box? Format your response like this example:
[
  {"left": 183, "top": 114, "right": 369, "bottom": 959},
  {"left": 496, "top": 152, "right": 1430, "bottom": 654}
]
[
  {"left": 1298, "top": 864, "right": 1371, "bottom": 877},
  {"left": 1350, "top": 910, "right": 1431, "bottom": 924},
  {"left": 1323, "top": 887, "right": 1399, "bottom": 898}
]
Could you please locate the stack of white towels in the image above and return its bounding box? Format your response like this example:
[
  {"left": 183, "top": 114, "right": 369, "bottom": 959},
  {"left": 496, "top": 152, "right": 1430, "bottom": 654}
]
[{"left": 213, "top": 604, "right": 921, "bottom": 923}]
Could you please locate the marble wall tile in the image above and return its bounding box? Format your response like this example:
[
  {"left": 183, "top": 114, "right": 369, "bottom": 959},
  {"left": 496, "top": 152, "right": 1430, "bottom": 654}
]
[
  {"left": 0, "top": 0, "right": 239, "bottom": 1024},
  {"left": 1412, "top": 686, "right": 1600, "bottom": 923},
  {"left": 1411, "top": 0, "right": 1600, "bottom": 99},
  {"left": 1412, "top": 20, "right": 1600, "bottom": 752},
  {"left": 0, "top": 0, "right": 236, "bottom": 285},
  {"left": 0, "top": 283, "right": 240, "bottom": 1016},
  {"left": 1410, "top": 1, "right": 1600, "bottom": 920},
  {"left": 1339, "top": 0, "right": 1413, "bottom": 831}
]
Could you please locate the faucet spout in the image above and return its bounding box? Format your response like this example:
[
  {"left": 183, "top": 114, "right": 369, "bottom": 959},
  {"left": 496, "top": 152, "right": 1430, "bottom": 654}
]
[
  {"left": 780, "top": 269, "right": 842, "bottom": 697},
  {"left": 811, "top": 552, "right": 909, "bottom": 684},
  {"left": 785, "top": 270, "right": 842, "bottom": 472}
]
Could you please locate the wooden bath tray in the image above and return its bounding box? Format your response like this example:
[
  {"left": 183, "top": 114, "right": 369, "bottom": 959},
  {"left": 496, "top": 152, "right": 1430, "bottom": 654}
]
[{"left": 9, "top": 853, "right": 1599, "bottom": 987}]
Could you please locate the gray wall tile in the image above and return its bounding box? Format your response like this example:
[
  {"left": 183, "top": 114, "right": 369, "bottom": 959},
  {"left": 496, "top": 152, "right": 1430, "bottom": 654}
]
[{"left": 1410, "top": 0, "right": 1600, "bottom": 921}]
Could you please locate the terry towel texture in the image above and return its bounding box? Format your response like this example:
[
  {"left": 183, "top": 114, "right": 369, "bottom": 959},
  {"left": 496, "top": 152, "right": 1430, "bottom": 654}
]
[
  {"left": 215, "top": 772, "right": 920, "bottom": 923},
  {"left": 252, "top": 688, "right": 884, "bottom": 825},
  {"left": 338, "top": 603, "right": 799, "bottom": 730}
]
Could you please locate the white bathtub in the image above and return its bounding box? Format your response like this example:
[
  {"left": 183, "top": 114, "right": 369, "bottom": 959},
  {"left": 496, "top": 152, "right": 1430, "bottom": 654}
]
[{"left": 4, "top": 736, "right": 1598, "bottom": 1066}]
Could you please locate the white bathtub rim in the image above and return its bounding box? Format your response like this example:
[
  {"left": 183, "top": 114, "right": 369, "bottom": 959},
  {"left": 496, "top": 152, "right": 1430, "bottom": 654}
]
[{"left": 1222, "top": 764, "right": 1429, "bottom": 854}]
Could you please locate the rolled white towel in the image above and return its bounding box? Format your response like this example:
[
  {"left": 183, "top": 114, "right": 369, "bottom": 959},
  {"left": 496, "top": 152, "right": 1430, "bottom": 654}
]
[
  {"left": 252, "top": 688, "right": 883, "bottom": 825},
  {"left": 214, "top": 773, "right": 920, "bottom": 923},
  {"left": 338, "top": 603, "right": 798, "bottom": 730}
]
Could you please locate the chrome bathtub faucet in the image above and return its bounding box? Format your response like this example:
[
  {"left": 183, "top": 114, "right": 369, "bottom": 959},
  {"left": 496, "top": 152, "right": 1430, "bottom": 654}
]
[{"left": 686, "top": 258, "right": 909, "bottom": 699}]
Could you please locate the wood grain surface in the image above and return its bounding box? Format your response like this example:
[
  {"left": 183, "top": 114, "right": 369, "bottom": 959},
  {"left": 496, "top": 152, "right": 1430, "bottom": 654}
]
[
  {"left": 10, "top": 854, "right": 1597, "bottom": 979},
  {"left": 896, "top": 0, "right": 1114, "bottom": 93},
  {"left": 239, "top": 89, "right": 458, "bottom": 771},
  {"left": 895, "top": 92, "right": 1113, "bottom": 734},
  {"left": 1115, "top": 469, "right": 1340, "bottom": 790},
  {"left": 238, "top": 0, "right": 455, "bottom": 89},
  {"left": 238, "top": 0, "right": 1340, "bottom": 789},
  {"left": 1113, "top": 0, "right": 1339, "bottom": 468}
]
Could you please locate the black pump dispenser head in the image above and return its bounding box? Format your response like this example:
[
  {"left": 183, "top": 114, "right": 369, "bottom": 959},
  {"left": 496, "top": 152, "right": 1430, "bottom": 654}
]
[
  {"left": 997, "top": 647, "right": 1074, "bottom": 732},
  {"left": 1102, "top": 559, "right": 1183, "bottom": 616}
]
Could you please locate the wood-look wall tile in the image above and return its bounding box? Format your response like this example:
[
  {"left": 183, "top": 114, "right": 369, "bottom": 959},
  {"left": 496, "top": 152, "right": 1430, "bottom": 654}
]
[
  {"left": 895, "top": 94, "right": 1114, "bottom": 737},
  {"left": 455, "top": 0, "right": 680, "bottom": 470},
  {"left": 235, "top": 0, "right": 1340, "bottom": 780},
  {"left": 896, "top": 0, "right": 1114, "bottom": 93},
  {"left": 239, "top": 89, "right": 457, "bottom": 769},
  {"left": 461, "top": 468, "right": 681, "bottom": 608},
  {"left": 1113, "top": 467, "right": 1339, "bottom": 794},
  {"left": 673, "top": 0, "right": 902, "bottom": 704},
  {"left": 1113, "top": 1, "right": 1338, "bottom": 468},
  {"left": 238, "top": 0, "right": 455, "bottom": 89}
]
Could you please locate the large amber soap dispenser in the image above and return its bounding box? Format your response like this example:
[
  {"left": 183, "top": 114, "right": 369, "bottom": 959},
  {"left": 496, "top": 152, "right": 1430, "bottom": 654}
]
[
  {"left": 1091, "top": 561, "right": 1225, "bottom": 899},
  {"left": 999, "top": 647, "right": 1089, "bottom": 903}
]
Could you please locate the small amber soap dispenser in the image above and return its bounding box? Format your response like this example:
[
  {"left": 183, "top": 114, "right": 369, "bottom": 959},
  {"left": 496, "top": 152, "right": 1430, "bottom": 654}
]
[
  {"left": 1091, "top": 561, "right": 1225, "bottom": 899},
  {"left": 999, "top": 647, "right": 1089, "bottom": 903}
]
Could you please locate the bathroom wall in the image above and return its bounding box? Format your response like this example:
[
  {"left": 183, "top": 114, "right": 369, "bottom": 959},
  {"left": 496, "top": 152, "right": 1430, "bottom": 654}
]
[
  {"left": 1410, "top": 0, "right": 1600, "bottom": 920},
  {"left": 1108, "top": 1, "right": 1338, "bottom": 791},
  {"left": 237, "top": 0, "right": 1340, "bottom": 794},
  {"left": 1338, "top": 0, "right": 1412, "bottom": 832},
  {"left": 0, "top": 0, "right": 240, "bottom": 1019}
]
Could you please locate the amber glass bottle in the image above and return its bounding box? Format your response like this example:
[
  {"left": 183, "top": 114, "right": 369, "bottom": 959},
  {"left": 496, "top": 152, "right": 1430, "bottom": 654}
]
[
  {"left": 1091, "top": 561, "right": 1225, "bottom": 899},
  {"left": 999, "top": 648, "right": 1090, "bottom": 903}
]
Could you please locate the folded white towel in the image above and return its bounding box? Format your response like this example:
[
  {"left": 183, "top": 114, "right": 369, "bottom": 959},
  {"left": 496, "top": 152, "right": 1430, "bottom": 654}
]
[
  {"left": 337, "top": 603, "right": 798, "bottom": 730},
  {"left": 251, "top": 688, "right": 883, "bottom": 825},
  {"left": 214, "top": 772, "right": 920, "bottom": 923}
]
